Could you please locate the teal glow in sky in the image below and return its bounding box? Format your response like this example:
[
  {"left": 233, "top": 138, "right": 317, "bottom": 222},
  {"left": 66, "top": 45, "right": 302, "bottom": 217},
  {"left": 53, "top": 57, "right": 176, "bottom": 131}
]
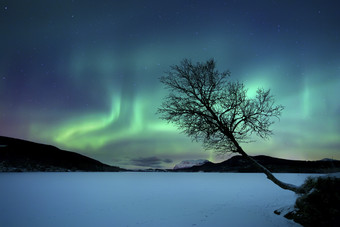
[{"left": 1, "top": 0, "right": 340, "bottom": 169}]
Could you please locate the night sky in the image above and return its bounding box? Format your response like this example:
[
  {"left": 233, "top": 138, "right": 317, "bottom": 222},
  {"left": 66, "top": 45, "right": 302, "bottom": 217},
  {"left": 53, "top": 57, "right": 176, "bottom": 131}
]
[{"left": 1, "top": 0, "right": 340, "bottom": 169}]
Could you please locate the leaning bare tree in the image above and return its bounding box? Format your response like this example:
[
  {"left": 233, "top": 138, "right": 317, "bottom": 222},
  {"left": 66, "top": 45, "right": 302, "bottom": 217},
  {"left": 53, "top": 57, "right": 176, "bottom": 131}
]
[{"left": 158, "top": 59, "right": 301, "bottom": 193}]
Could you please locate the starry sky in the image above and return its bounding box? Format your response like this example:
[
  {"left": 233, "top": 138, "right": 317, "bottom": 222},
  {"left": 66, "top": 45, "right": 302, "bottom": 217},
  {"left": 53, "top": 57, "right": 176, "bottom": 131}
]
[{"left": 1, "top": 0, "right": 340, "bottom": 169}]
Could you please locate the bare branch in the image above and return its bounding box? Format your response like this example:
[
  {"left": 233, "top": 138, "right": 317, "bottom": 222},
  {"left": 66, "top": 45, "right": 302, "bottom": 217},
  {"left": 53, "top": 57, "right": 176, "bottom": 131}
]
[{"left": 158, "top": 58, "right": 284, "bottom": 154}]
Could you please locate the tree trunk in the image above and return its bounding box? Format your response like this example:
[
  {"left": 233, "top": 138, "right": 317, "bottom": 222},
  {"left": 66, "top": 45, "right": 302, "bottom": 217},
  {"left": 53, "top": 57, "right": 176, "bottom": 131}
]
[
  {"left": 237, "top": 148, "right": 302, "bottom": 193},
  {"left": 229, "top": 136, "right": 302, "bottom": 193}
]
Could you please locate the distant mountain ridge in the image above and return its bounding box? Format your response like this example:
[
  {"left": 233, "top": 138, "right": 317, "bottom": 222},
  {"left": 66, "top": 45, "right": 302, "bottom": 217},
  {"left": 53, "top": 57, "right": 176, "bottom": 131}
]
[
  {"left": 0, "top": 136, "right": 124, "bottom": 172},
  {"left": 1, "top": 136, "right": 339, "bottom": 173},
  {"left": 173, "top": 159, "right": 210, "bottom": 169},
  {"left": 173, "top": 155, "right": 340, "bottom": 173}
]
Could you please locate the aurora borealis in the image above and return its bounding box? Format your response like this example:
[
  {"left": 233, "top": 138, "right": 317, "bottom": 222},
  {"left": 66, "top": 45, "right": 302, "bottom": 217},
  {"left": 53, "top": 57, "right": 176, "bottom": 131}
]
[{"left": 1, "top": 1, "right": 340, "bottom": 169}]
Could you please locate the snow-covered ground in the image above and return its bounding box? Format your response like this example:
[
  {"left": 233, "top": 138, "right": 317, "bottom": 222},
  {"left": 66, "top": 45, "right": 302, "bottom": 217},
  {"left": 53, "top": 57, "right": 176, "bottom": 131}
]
[{"left": 0, "top": 172, "right": 321, "bottom": 227}]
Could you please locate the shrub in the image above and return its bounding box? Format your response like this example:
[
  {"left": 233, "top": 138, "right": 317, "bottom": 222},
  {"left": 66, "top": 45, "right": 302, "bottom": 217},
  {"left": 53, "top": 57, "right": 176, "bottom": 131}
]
[{"left": 292, "top": 176, "right": 340, "bottom": 226}]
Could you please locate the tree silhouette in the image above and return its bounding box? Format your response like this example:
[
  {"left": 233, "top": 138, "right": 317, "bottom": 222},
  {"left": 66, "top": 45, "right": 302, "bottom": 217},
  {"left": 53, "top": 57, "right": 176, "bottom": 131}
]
[{"left": 158, "top": 59, "right": 300, "bottom": 193}]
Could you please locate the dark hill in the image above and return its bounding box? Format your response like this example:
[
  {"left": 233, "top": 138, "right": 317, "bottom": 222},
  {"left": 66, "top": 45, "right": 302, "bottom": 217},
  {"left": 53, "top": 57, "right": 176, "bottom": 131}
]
[
  {"left": 0, "top": 136, "right": 124, "bottom": 172},
  {"left": 174, "top": 155, "right": 340, "bottom": 173}
]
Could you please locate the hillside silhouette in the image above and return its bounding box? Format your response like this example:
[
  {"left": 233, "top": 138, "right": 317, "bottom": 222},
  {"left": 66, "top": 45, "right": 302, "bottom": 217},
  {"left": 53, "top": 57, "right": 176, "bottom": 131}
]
[
  {"left": 0, "top": 136, "right": 124, "bottom": 172},
  {"left": 173, "top": 155, "right": 340, "bottom": 173}
]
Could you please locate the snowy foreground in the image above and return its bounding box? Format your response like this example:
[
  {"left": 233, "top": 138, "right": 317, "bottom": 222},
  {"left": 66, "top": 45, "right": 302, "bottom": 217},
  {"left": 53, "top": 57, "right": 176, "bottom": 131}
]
[{"left": 0, "top": 172, "right": 321, "bottom": 227}]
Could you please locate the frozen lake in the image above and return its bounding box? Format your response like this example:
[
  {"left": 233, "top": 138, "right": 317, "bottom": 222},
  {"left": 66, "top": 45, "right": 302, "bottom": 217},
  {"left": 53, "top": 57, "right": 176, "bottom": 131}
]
[{"left": 0, "top": 172, "right": 319, "bottom": 227}]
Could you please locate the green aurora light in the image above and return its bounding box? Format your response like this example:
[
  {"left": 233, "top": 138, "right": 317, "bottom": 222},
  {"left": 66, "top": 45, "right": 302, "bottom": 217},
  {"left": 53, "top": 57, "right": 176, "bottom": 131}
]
[{"left": 1, "top": 0, "right": 340, "bottom": 169}]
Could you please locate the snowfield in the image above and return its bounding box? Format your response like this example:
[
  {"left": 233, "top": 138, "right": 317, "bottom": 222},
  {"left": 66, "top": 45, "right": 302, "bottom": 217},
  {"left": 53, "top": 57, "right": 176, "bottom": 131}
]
[{"left": 0, "top": 172, "right": 320, "bottom": 227}]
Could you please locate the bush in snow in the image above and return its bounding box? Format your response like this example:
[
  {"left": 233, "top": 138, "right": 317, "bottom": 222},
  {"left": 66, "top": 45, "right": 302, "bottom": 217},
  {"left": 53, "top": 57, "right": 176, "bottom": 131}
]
[{"left": 290, "top": 176, "right": 340, "bottom": 226}]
